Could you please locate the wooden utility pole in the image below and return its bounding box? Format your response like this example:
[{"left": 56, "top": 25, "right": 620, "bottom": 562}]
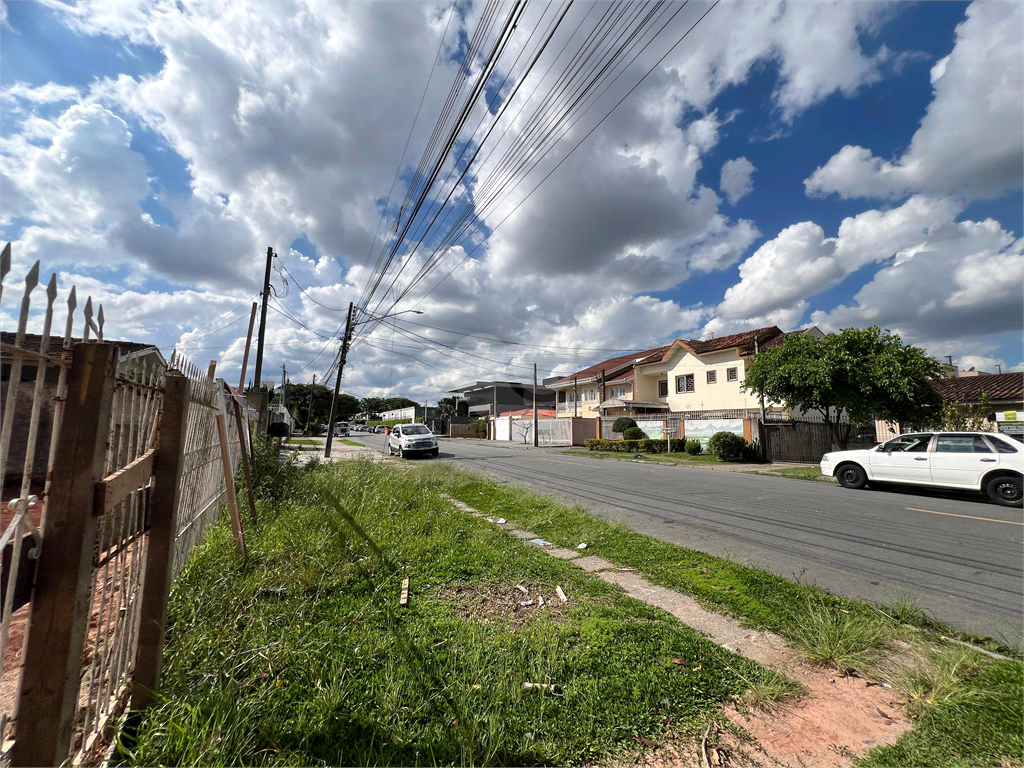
[
  {"left": 573, "top": 376, "right": 578, "bottom": 418},
  {"left": 533, "top": 363, "right": 538, "bottom": 447},
  {"left": 239, "top": 301, "right": 258, "bottom": 391},
  {"left": 305, "top": 374, "right": 316, "bottom": 433},
  {"left": 325, "top": 302, "right": 354, "bottom": 457},
  {"left": 252, "top": 247, "right": 274, "bottom": 400}
]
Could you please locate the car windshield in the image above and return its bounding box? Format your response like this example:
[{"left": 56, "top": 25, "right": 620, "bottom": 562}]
[{"left": 403, "top": 425, "right": 430, "bottom": 435}]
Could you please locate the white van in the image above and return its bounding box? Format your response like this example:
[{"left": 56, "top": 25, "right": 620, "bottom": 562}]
[{"left": 334, "top": 421, "right": 350, "bottom": 437}]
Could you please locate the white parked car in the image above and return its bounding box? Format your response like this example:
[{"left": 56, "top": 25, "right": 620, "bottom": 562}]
[
  {"left": 821, "top": 432, "right": 1023, "bottom": 507},
  {"left": 387, "top": 423, "right": 439, "bottom": 458}
]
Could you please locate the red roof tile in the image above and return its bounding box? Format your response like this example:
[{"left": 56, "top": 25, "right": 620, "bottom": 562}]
[
  {"left": 548, "top": 345, "right": 670, "bottom": 387},
  {"left": 930, "top": 372, "right": 1023, "bottom": 403},
  {"left": 688, "top": 325, "right": 782, "bottom": 355}
]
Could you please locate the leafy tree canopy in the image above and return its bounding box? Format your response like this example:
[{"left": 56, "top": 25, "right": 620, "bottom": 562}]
[
  {"left": 358, "top": 396, "right": 420, "bottom": 418},
  {"left": 281, "top": 384, "right": 360, "bottom": 433},
  {"left": 435, "top": 396, "right": 461, "bottom": 420},
  {"left": 743, "top": 327, "right": 942, "bottom": 448}
]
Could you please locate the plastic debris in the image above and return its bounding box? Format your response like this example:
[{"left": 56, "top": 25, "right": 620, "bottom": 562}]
[
  {"left": 577, "top": 543, "right": 588, "bottom": 550},
  {"left": 555, "top": 586, "right": 568, "bottom": 603},
  {"left": 523, "top": 682, "right": 561, "bottom": 695},
  {"left": 515, "top": 584, "right": 529, "bottom": 595},
  {"left": 528, "top": 538, "right": 553, "bottom": 547},
  {"left": 519, "top": 600, "right": 535, "bottom": 607}
]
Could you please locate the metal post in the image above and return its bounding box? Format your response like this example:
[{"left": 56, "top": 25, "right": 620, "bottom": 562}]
[
  {"left": 325, "top": 302, "right": 354, "bottom": 457},
  {"left": 573, "top": 376, "right": 578, "bottom": 418},
  {"left": 533, "top": 363, "right": 538, "bottom": 448}
]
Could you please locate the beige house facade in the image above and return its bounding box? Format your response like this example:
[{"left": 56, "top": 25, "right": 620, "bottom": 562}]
[{"left": 548, "top": 326, "right": 826, "bottom": 421}]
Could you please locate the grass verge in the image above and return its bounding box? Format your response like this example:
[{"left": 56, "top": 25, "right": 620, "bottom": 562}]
[
  {"left": 117, "top": 459, "right": 787, "bottom": 767},
  {"left": 759, "top": 466, "right": 835, "bottom": 482},
  {"left": 560, "top": 449, "right": 723, "bottom": 466},
  {"left": 420, "top": 464, "right": 1023, "bottom": 767}
]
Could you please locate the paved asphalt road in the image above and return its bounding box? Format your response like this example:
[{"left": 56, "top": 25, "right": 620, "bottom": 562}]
[{"left": 357, "top": 433, "right": 1023, "bottom": 645}]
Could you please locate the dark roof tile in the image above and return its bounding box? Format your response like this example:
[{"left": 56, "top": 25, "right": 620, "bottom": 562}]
[{"left": 930, "top": 372, "right": 1023, "bottom": 402}]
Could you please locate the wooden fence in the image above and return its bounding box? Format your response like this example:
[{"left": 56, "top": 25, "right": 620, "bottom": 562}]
[{"left": 1, "top": 244, "right": 255, "bottom": 766}]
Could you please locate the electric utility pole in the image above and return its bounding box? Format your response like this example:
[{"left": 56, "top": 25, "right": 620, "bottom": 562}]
[
  {"left": 325, "top": 302, "right": 355, "bottom": 457},
  {"left": 532, "top": 363, "right": 538, "bottom": 447},
  {"left": 253, "top": 247, "right": 274, "bottom": 397},
  {"left": 305, "top": 374, "right": 316, "bottom": 433}
]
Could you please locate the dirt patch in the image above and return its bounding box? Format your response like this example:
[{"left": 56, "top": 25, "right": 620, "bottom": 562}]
[{"left": 441, "top": 583, "right": 570, "bottom": 628}]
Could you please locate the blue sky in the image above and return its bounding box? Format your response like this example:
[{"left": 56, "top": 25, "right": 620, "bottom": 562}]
[{"left": 1, "top": 0, "right": 1021, "bottom": 399}]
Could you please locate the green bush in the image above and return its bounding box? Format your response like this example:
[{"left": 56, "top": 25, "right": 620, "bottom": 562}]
[
  {"left": 622, "top": 425, "right": 647, "bottom": 440},
  {"left": 584, "top": 438, "right": 687, "bottom": 453},
  {"left": 684, "top": 439, "right": 703, "bottom": 455},
  {"left": 611, "top": 416, "right": 638, "bottom": 434},
  {"left": 741, "top": 439, "right": 764, "bottom": 463},
  {"left": 707, "top": 431, "right": 747, "bottom": 461},
  {"left": 475, "top": 419, "right": 488, "bottom": 438}
]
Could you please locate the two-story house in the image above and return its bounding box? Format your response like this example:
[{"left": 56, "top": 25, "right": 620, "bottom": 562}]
[
  {"left": 546, "top": 346, "right": 671, "bottom": 419},
  {"left": 548, "top": 326, "right": 825, "bottom": 422}
]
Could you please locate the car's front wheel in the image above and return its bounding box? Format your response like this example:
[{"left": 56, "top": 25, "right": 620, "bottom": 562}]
[
  {"left": 398, "top": 445, "right": 404, "bottom": 459},
  {"left": 430, "top": 448, "right": 439, "bottom": 458},
  {"left": 986, "top": 475, "right": 1023, "bottom": 507},
  {"left": 836, "top": 463, "right": 868, "bottom": 490}
]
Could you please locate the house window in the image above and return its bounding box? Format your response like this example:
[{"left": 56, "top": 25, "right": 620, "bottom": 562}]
[
  {"left": 567, "top": 391, "right": 575, "bottom": 403},
  {"left": 676, "top": 374, "right": 695, "bottom": 393},
  {"left": 610, "top": 385, "right": 628, "bottom": 398},
  {"left": 658, "top": 380, "right": 668, "bottom": 397},
  {"left": 727, "top": 367, "right": 738, "bottom": 382},
  {"left": 585, "top": 388, "right": 597, "bottom": 402},
  {"left": 707, "top": 370, "right": 717, "bottom": 384}
]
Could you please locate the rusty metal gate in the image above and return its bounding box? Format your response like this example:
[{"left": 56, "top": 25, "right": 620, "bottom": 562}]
[{"left": 761, "top": 420, "right": 833, "bottom": 463}]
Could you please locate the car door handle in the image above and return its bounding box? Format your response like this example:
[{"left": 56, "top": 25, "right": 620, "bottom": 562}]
[
  {"left": 980, "top": 458, "right": 997, "bottom": 462},
  {"left": 914, "top": 457, "right": 928, "bottom": 461}
]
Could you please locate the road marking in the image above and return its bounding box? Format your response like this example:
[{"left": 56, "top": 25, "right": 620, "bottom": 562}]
[{"left": 904, "top": 507, "right": 1023, "bottom": 526}]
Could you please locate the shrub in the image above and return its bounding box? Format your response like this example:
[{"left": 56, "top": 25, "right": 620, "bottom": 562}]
[
  {"left": 707, "top": 431, "right": 747, "bottom": 461},
  {"left": 741, "top": 439, "right": 764, "bottom": 463},
  {"left": 475, "top": 419, "right": 488, "bottom": 438},
  {"left": 622, "top": 425, "right": 647, "bottom": 440},
  {"left": 684, "top": 439, "right": 703, "bottom": 455},
  {"left": 611, "top": 416, "right": 638, "bottom": 434},
  {"left": 584, "top": 438, "right": 687, "bottom": 453}
]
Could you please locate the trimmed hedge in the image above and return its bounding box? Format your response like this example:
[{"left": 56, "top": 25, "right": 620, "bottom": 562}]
[
  {"left": 708, "top": 431, "right": 747, "bottom": 460},
  {"left": 622, "top": 426, "right": 647, "bottom": 440},
  {"left": 611, "top": 416, "right": 638, "bottom": 433},
  {"left": 585, "top": 438, "right": 687, "bottom": 453},
  {"left": 684, "top": 439, "right": 702, "bottom": 455}
]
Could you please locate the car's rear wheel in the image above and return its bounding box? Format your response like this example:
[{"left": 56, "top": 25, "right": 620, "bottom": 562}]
[
  {"left": 986, "top": 475, "right": 1023, "bottom": 507},
  {"left": 836, "top": 463, "right": 867, "bottom": 490}
]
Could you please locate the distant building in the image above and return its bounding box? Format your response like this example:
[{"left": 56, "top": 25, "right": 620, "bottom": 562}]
[
  {"left": 379, "top": 405, "right": 435, "bottom": 422},
  {"left": 447, "top": 380, "right": 556, "bottom": 419}
]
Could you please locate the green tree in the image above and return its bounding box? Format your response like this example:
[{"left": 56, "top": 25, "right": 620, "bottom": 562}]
[
  {"left": 284, "top": 384, "right": 359, "bottom": 433},
  {"left": 435, "top": 396, "right": 461, "bottom": 420},
  {"left": 939, "top": 392, "right": 995, "bottom": 431},
  {"left": 743, "top": 327, "right": 942, "bottom": 449}
]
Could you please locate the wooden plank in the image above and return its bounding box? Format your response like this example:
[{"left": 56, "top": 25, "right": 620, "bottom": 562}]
[
  {"left": 13, "top": 342, "right": 119, "bottom": 768},
  {"left": 399, "top": 578, "right": 410, "bottom": 607},
  {"left": 93, "top": 449, "right": 155, "bottom": 517},
  {"left": 230, "top": 394, "right": 258, "bottom": 531},
  {"left": 215, "top": 383, "right": 246, "bottom": 559},
  {"left": 130, "top": 372, "right": 190, "bottom": 713}
]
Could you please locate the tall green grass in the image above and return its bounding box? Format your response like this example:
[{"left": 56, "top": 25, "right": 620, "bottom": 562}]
[{"left": 118, "top": 459, "right": 785, "bottom": 767}]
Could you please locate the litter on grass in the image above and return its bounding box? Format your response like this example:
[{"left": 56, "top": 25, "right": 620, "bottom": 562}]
[
  {"left": 529, "top": 538, "right": 553, "bottom": 547},
  {"left": 577, "top": 543, "right": 588, "bottom": 550},
  {"left": 556, "top": 586, "right": 568, "bottom": 603},
  {"left": 523, "top": 682, "right": 562, "bottom": 695},
  {"left": 515, "top": 584, "right": 529, "bottom": 595}
]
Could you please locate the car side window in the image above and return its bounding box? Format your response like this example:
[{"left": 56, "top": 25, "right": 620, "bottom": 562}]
[
  {"left": 884, "top": 435, "right": 930, "bottom": 452},
  {"left": 936, "top": 435, "right": 985, "bottom": 453},
  {"left": 988, "top": 436, "right": 1021, "bottom": 454}
]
